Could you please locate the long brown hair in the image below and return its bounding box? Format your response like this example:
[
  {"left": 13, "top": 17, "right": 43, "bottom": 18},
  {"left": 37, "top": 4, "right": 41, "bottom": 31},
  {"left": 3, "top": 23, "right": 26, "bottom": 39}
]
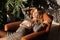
[
  {"left": 30, "top": 8, "right": 45, "bottom": 18},
  {"left": 37, "top": 9, "right": 45, "bottom": 23},
  {"left": 30, "top": 8, "right": 45, "bottom": 23}
]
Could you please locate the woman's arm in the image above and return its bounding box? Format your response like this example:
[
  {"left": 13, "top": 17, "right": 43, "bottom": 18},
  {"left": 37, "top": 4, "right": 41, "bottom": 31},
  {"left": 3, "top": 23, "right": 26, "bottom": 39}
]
[{"left": 43, "top": 13, "right": 53, "bottom": 32}]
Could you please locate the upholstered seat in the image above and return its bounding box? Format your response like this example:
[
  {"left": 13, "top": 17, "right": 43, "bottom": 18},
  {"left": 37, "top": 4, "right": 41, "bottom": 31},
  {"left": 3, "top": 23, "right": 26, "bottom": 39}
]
[{"left": 4, "top": 21, "right": 51, "bottom": 40}]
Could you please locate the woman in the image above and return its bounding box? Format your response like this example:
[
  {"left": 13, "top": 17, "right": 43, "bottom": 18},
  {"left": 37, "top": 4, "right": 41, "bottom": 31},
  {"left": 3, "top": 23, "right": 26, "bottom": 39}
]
[{"left": 0, "top": 7, "right": 52, "bottom": 40}]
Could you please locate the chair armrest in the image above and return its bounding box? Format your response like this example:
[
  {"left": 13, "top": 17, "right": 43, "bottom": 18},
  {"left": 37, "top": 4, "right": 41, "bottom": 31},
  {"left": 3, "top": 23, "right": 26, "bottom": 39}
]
[
  {"left": 4, "top": 21, "right": 21, "bottom": 31},
  {"left": 21, "top": 31, "right": 46, "bottom": 40}
]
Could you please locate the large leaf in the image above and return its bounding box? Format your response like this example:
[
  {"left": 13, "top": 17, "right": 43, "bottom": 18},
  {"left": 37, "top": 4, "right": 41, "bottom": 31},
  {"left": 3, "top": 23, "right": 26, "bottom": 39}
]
[{"left": 5, "top": 0, "right": 25, "bottom": 18}]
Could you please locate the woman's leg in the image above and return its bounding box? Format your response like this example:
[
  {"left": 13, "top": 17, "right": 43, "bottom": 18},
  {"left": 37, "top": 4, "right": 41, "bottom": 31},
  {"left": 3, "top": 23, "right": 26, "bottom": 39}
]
[{"left": 0, "top": 30, "right": 6, "bottom": 38}]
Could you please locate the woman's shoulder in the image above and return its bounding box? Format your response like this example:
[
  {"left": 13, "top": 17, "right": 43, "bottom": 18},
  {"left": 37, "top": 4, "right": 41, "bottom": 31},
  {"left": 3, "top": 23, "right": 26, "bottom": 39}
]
[
  {"left": 43, "top": 13, "right": 53, "bottom": 21},
  {"left": 43, "top": 13, "right": 51, "bottom": 17}
]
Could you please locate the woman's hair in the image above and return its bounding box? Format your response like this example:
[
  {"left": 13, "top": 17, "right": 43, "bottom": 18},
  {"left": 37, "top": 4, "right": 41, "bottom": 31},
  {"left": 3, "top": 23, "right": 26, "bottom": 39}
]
[{"left": 29, "top": 7, "right": 45, "bottom": 19}]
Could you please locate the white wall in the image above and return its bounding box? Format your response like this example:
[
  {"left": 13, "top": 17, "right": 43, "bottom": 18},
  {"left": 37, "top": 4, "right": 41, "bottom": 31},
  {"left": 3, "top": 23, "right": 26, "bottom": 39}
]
[{"left": 56, "top": 0, "right": 60, "bottom": 5}]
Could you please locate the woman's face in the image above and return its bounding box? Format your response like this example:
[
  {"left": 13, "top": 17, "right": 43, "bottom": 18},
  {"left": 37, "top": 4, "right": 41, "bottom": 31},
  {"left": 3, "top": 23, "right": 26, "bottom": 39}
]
[
  {"left": 30, "top": 7, "right": 40, "bottom": 21},
  {"left": 32, "top": 9, "right": 38, "bottom": 19}
]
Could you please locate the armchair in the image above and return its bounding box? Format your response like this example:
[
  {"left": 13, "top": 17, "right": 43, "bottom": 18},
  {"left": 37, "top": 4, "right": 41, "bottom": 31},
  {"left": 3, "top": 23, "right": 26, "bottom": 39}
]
[
  {"left": 4, "top": 21, "right": 52, "bottom": 40},
  {"left": 4, "top": 21, "right": 21, "bottom": 32}
]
